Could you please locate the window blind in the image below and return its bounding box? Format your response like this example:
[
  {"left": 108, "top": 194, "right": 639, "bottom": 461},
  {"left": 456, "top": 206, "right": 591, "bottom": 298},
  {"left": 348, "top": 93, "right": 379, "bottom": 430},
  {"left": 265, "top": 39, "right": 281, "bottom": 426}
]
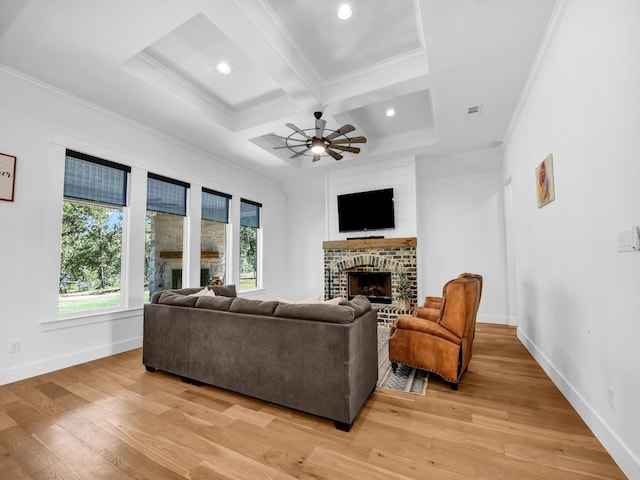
[
  {"left": 240, "top": 198, "right": 261, "bottom": 228},
  {"left": 146, "top": 173, "right": 189, "bottom": 216},
  {"left": 202, "top": 188, "right": 231, "bottom": 223},
  {"left": 64, "top": 149, "right": 130, "bottom": 206}
]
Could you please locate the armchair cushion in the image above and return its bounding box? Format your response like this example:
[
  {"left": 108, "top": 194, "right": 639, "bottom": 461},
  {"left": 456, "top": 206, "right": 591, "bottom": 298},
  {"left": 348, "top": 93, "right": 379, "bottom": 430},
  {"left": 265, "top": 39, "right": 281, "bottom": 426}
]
[{"left": 395, "top": 315, "right": 461, "bottom": 345}]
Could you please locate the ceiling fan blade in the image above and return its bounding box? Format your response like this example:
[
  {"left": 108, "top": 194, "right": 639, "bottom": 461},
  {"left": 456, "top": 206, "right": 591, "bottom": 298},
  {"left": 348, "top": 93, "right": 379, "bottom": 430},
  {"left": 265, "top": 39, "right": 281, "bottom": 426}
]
[
  {"left": 325, "top": 124, "right": 356, "bottom": 141},
  {"left": 330, "top": 145, "right": 360, "bottom": 154},
  {"left": 312, "top": 153, "right": 322, "bottom": 162},
  {"left": 325, "top": 148, "right": 343, "bottom": 161},
  {"left": 286, "top": 123, "right": 311, "bottom": 139},
  {"left": 268, "top": 133, "right": 291, "bottom": 141},
  {"left": 289, "top": 147, "right": 310, "bottom": 159},
  {"left": 315, "top": 118, "right": 326, "bottom": 138},
  {"left": 330, "top": 136, "right": 367, "bottom": 144}
]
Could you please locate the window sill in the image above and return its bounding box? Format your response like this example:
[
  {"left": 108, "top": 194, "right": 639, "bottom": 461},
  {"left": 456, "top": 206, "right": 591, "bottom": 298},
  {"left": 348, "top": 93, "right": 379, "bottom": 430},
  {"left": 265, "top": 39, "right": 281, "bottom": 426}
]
[{"left": 42, "top": 307, "right": 143, "bottom": 331}]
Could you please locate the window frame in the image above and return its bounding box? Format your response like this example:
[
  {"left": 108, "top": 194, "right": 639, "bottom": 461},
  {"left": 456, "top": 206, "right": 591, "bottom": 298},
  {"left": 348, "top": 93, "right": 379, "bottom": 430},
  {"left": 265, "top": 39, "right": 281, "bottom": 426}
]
[
  {"left": 239, "top": 198, "right": 262, "bottom": 291},
  {"left": 200, "top": 188, "right": 232, "bottom": 287},
  {"left": 145, "top": 173, "right": 190, "bottom": 294},
  {"left": 57, "top": 149, "right": 131, "bottom": 318}
]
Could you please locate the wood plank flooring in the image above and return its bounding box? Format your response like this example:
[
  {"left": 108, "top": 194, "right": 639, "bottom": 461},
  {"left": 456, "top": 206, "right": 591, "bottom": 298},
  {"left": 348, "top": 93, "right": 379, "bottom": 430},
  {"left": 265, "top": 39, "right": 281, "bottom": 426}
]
[{"left": 0, "top": 324, "right": 626, "bottom": 479}]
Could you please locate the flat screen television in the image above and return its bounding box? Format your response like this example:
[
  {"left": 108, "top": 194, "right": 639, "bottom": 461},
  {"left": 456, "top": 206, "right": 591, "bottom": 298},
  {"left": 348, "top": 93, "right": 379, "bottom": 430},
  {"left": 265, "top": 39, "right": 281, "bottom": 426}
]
[{"left": 337, "top": 188, "right": 395, "bottom": 232}]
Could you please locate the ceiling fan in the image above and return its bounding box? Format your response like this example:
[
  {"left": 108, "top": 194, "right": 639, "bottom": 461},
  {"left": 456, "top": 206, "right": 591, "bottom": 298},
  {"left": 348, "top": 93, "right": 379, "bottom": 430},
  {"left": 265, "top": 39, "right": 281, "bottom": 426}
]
[{"left": 272, "top": 111, "right": 367, "bottom": 162}]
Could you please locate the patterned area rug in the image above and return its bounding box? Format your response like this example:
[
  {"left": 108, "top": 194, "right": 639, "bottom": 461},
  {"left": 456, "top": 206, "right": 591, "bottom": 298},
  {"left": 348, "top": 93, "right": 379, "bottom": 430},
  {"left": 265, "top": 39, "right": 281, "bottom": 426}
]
[{"left": 377, "top": 328, "right": 428, "bottom": 395}]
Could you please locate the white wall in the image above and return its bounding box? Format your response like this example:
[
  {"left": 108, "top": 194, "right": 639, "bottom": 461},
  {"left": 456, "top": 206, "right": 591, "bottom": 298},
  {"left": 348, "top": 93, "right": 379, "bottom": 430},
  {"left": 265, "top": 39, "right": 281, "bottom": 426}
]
[
  {"left": 504, "top": 1, "right": 640, "bottom": 477},
  {"left": 282, "top": 175, "right": 327, "bottom": 301},
  {"left": 282, "top": 151, "right": 510, "bottom": 325},
  {"left": 0, "top": 68, "right": 288, "bottom": 385},
  {"left": 327, "top": 157, "right": 417, "bottom": 240},
  {"left": 417, "top": 151, "right": 509, "bottom": 324}
]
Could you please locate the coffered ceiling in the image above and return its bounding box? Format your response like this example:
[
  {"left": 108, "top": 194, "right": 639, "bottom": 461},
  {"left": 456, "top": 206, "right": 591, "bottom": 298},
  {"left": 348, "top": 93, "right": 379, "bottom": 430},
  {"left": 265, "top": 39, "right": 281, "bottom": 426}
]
[{"left": 0, "top": 0, "right": 557, "bottom": 181}]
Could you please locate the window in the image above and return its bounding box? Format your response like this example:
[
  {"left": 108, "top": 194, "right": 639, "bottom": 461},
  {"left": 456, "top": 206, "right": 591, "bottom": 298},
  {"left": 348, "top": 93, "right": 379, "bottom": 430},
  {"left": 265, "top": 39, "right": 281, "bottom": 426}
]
[
  {"left": 146, "top": 174, "right": 189, "bottom": 296},
  {"left": 201, "top": 188, "right": 231, "bottom": 286},
  {"left": 59, "top": 150, "right": 130, "bottom": 315},
  {"left": 240, "top": 198, "right": 261, "bottom": 290}
]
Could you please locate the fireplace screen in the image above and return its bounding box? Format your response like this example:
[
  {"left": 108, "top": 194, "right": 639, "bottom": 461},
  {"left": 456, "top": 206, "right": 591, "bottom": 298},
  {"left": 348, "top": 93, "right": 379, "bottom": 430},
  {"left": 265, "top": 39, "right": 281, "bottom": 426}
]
[{"left": 347, "top": 272, "right": 392, "bottom": 304}]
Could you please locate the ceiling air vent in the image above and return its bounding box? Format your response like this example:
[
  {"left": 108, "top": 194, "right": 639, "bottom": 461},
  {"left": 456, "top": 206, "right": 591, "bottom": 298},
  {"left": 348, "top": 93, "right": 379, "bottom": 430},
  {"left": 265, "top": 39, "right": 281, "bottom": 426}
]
[{"left": 467, "top": 104, "right": 482, "bottom": 116}]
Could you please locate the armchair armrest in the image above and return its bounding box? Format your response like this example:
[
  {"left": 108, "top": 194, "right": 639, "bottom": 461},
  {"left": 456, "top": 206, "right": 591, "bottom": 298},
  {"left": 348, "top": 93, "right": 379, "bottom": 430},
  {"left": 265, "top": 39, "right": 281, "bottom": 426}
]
[
  {"left": 413, "top": 306, "right": 440, "bottom": 322},
  {"left": 395, "top": 315, "right": 461, "bottom": 345},
  {"left": 424, "top": 296, "right": 443, "bottom": 309}
]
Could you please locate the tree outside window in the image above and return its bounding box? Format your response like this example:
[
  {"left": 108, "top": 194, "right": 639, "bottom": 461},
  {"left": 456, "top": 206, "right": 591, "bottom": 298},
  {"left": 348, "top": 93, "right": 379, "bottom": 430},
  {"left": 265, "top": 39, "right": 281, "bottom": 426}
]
[
  {"left": 59, "top": 202, "right": 123, "bottom": 314},
  {"left": 240, "top": 224, "right": 257, "bottom": 289}
]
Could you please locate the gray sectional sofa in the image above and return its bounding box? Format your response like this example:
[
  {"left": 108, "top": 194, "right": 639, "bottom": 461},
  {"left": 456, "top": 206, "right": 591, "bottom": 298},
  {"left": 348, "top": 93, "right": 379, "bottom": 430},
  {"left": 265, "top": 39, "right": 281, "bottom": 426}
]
[{"left": 143, "top": 286, "right": 378, "bottom": 431}]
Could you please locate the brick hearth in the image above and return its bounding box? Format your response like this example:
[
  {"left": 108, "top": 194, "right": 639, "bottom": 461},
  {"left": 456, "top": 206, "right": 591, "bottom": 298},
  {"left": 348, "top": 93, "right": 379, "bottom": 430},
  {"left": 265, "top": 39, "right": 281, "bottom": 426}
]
[{"left": 323, "top": 237, "right": 417, "bottom": 325}]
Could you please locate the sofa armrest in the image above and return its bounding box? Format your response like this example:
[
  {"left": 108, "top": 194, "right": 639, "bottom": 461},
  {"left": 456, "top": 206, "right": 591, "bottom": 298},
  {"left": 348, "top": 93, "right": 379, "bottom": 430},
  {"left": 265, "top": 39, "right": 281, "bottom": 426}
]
[{"left": 395, "top": 315, "right": 461, "bottom": 345}]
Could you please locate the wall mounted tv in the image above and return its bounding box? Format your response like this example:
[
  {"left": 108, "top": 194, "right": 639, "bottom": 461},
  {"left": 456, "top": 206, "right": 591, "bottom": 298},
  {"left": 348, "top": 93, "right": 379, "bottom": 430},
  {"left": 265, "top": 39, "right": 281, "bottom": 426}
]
[{"left": 338, "top": 188, "right": 395, "bottom": 233}]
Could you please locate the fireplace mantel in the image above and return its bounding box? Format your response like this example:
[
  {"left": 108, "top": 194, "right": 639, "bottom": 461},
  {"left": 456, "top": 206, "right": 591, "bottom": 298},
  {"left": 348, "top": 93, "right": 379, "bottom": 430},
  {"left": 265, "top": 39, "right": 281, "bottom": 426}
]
[{"left": 322, "top": 237, "right": 417, "bottom": 250}]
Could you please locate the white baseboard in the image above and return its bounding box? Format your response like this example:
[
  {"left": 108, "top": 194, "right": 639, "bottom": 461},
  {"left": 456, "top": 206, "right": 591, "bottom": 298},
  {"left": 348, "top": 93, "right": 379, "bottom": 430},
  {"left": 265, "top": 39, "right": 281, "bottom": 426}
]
[
  {"left": 517, "top": 328, "right": 639, "bottom": 479},
  {"left": 0, "top": 336, "right": 142, "bottom": 386}
]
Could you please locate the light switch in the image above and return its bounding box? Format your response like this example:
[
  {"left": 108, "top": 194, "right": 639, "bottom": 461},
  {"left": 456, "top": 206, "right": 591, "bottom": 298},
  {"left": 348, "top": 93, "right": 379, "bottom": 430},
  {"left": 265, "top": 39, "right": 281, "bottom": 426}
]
[{"left": 617, "top": 226, "right": 640, "bottom": 252}]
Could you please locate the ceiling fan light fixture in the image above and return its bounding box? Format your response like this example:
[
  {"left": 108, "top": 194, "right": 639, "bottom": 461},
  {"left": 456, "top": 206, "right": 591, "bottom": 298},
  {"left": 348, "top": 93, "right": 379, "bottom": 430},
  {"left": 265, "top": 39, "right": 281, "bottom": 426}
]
[
  {"left": 337, "top": 4, "right": 352, "bottom": 20},
  {"left": 311, "top": 138, "right": 326, "bottom": 154},
  {"left": 278, "top": 112, "right": 364, "bottom": 162}
]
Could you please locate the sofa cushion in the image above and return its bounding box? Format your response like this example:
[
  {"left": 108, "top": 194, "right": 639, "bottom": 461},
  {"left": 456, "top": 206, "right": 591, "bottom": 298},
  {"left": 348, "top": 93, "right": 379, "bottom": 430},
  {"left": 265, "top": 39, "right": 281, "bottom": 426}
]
[
  {"left": 273, "top": 302, "right": 355, "bottom": 324},
  {"left": 348, "top": 295, "right": 372, "bottom": 317},
  {"left": 157, "top": 291, "right": 198, "bottom": 307},
  {"left": 229, "top": 297, "right": 278, "bottom": 316},
  {"left": 150, "top": 285, "right": 236, "bottom": 303},
  {"left": 195, "top": 295, "right": 234, "bottom": 311},
  {"left": 212, "top": 284, "right": 237, "bottom": 297}
]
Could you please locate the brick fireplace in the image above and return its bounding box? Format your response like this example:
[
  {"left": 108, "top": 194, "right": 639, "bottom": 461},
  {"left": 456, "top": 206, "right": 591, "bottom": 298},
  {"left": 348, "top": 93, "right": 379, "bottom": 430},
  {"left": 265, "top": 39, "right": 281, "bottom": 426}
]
[{"left": 323, "top": 237, "right": 418, "bottom": 325}]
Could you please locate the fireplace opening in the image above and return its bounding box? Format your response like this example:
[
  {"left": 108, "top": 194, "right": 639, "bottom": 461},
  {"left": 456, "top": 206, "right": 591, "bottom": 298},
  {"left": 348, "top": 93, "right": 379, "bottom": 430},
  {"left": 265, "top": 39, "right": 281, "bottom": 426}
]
[{"left": 348, "top": 272, "right": 392, "bottom": 304}]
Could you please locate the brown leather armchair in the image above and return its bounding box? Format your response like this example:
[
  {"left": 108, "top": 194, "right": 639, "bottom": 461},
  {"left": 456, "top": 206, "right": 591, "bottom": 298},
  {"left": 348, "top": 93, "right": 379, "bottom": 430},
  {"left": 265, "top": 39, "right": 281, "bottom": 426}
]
[
  {"left": 389, "top": 276, "right": 481, "bottom": 389},
  {"left": 413, "top": 273, "right": 483, "bottom": 322}
]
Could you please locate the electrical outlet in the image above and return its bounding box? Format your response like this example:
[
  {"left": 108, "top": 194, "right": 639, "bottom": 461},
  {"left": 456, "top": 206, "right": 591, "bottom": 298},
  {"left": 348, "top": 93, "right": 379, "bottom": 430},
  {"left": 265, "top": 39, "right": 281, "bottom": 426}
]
[
  {"left": 608, "top": 386, "right": 615, "bottom": 410},
  {"left": 9, "top": 339, "right": 21, "bottom": 354}
]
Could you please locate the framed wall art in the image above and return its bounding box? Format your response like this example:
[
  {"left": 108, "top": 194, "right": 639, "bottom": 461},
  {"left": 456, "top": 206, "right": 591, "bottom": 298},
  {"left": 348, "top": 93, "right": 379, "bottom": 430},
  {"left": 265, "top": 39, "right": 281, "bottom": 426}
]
[
  {"left": 536, "top": 153, "right": 555, "bottom": 208},
  {"left": 0, "top": 152, "right": 16, "bottom": 202}
]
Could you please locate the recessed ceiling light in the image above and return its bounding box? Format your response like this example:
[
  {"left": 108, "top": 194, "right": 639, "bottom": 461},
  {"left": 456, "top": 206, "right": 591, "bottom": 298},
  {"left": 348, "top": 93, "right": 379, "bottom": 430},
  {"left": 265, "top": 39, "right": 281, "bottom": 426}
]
[
  {"left": 216, "top": 62, "right": 231, "bottom": 75},
  {"left": 386, "top": 108, "right": 396, "bottom": 117},
  {"left": 337, "top": 4, "right": 352, "bottom": 20}
]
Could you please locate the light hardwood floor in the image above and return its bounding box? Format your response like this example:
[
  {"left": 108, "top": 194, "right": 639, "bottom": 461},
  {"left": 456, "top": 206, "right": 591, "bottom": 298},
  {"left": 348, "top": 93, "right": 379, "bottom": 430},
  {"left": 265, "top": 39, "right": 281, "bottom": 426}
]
[{"left": 0, "top": 324, "right": 626, "bottom": 479}]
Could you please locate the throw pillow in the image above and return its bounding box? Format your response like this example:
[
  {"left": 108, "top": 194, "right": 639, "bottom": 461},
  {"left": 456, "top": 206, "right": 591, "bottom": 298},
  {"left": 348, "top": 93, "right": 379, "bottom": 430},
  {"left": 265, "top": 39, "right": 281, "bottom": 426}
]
[
  {"left": 276, "top": 295, "right": 321, "bottom": 304},
  {"left": 188, "top": 287, "right": 216, "bottom": 298},
  {"left": 323, "top": 297, "right": 345, "bottom": 305}
]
